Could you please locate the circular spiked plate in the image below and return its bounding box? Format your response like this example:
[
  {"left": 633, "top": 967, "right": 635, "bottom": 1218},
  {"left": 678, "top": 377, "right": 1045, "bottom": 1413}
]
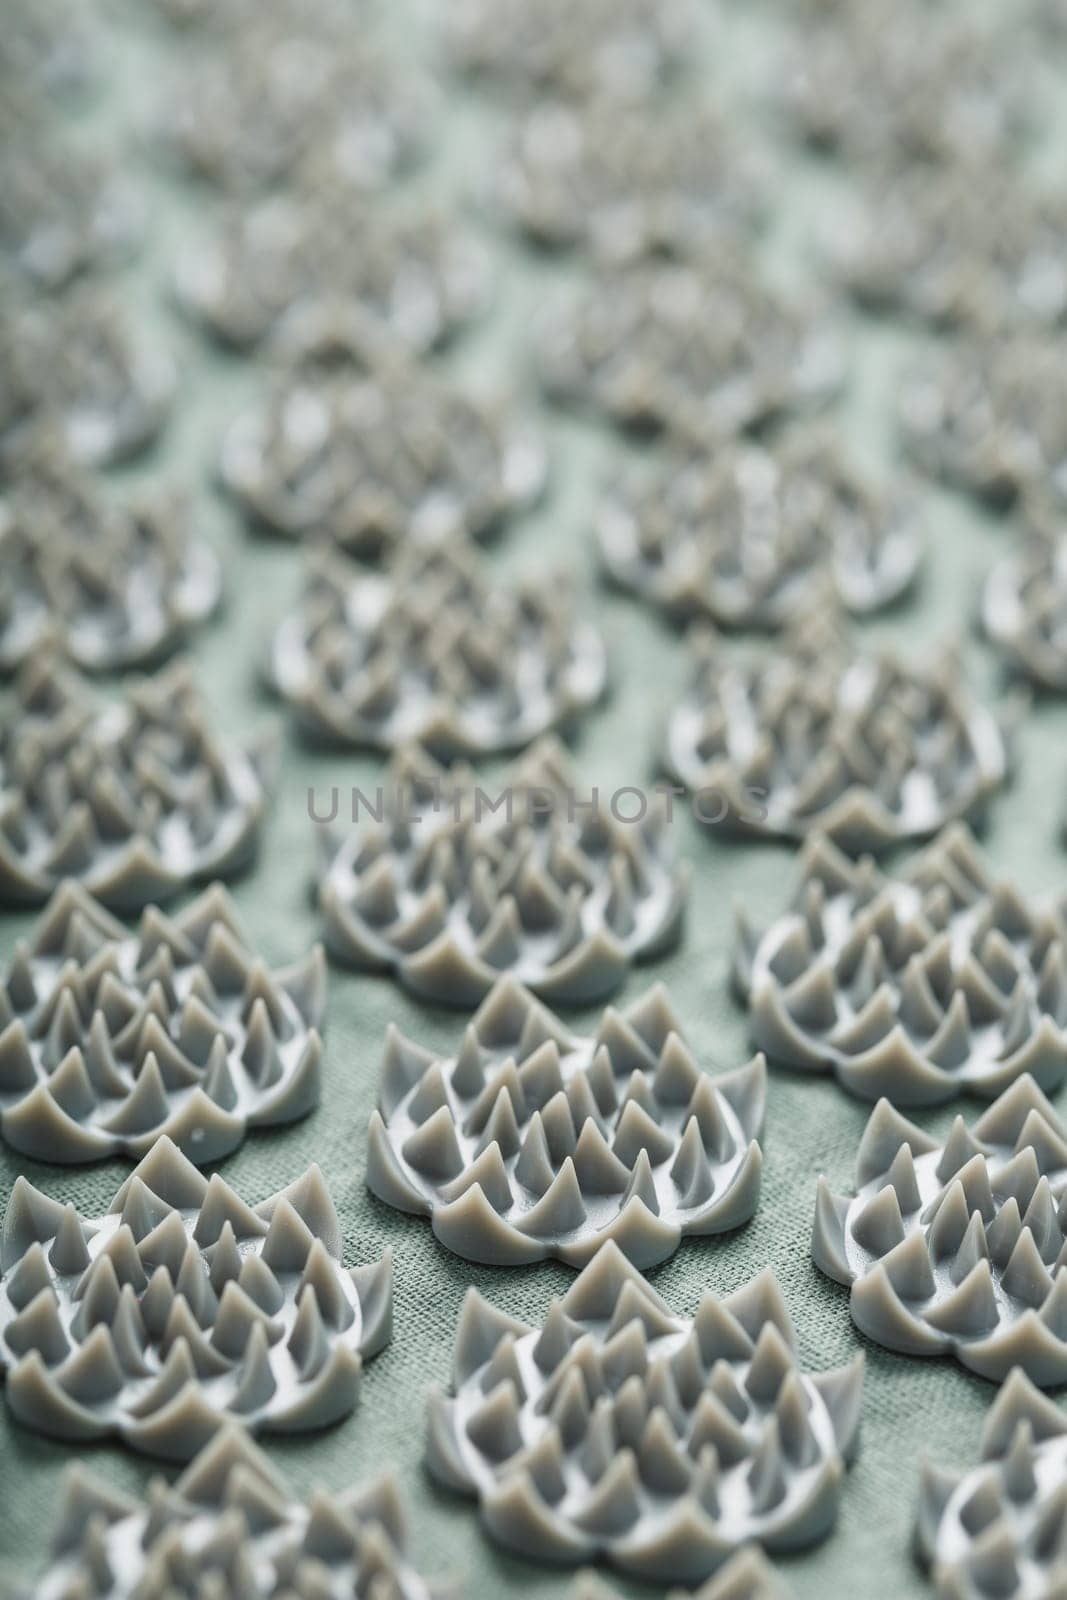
[
  {"left": 367, "top": 976, "right": 765, "bottom": 1269},
  {"left": 0, "top": 657, "right": 275, "bottom": 911},
  {"left": 0, "top": 879, "right": 324, "bottom": 1164},
  {"left": 32, "top": 1423, "right": 448, "bottom": 1600},
  {"left": 267, "top": 544, "right": 603, "bottom": 757},
  {"left": 916, "top": 1369, "right": 1067, "bottom": 1599},
  {"left": 665, "top": 625, "right": 1012, "bottom": 854},
  {"left": 0, "top": 1138, "right": 392, "bottom": 1459},
  {"left": 0, "top": 291, "right": 175, "bottom": 469},
  {"left": 735, "top": 826, "right": 1067, "bottom": 1106},
  {"left": 812, "top": 1076, "right": 1067, "bottom": 1384},
  {"left": 427, "top": 1244, "right": 863, "bottom": 1581},
  {"left": 319, "top": 740, "right": 688, "bottom": 1006},
  {"left": 598, "top": 431, "right": 922, "bottom": 629}
]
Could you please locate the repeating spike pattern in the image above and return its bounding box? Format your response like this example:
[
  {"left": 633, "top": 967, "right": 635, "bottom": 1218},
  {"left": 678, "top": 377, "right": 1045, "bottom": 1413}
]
[
  {"left": 666, "top": 620, "right": 1012, "bottom": 854},
  {"left": 175, "top": 191, "right": 492, "bottom": 353},
  {"left": 598, "top": 429, "right": 922, "bottom": 629},
  {"left": 0, "top": 1136, "right": 392, "bottom": 1458},
  {"left": 982, "top": 529, "right": 1067, "bottom": 692},
  {"left": 367, "top": 976, "right": 765, "bottom": 1269},
  {"left": 572, "top": 1545, "right": 793, "bottom": 1600},
  {"left": 0, "top": 878, "right": 324, "bottom": 1164},
  {"left": 734, "top": 825, "right": 1067, "bottom": 1106},
  {"left": 28, "top": 1423, "right": 449, "bottom": 1600},
  {"left": 0, "top": 655, "right": 275, "bottom": 909},
  {"left": 267, "top": 543, "right": 605, "bottom": 758},
  {"left": 156, "top": 18, "right": 432, "bottom": 194},
  {"left": 537, "top": 261, "right": 845, "bottom": 443},
  {"left": 0, "top": 290, "right": 176, "bottom": 468},
  {"left": 493, "top": 99, "right": 767, "bottom": 260},
  {"left": 916, "top": 1369, "right": 1067, "bottom": 1599},
  {"left": 0, "top": 443, "right": 220, "bottom": 674},
  {"left": 426, "top": 1242, "right": 862, "bottom": 1581},
  {"left": 0, "top": 129, "right": 140, "bottom": 293},
  {"left": 443, "top": 0, "right": 698, "bottom": 99},
  {"left": 319, "top": 739, "right": 688, "bottom": 1005},
  {"left": 825, "top": 166, "right": 1067, "bottom": 334},
  {"left": 898, "top": 336, "right": 1067, "bottom": 507},
  {"left": 780, "top": 1, "right": 1028, "bottom": 167},
  {"left": 219, "top": 317, "right": 546, "bottom": 554},
  {"left": 812, "top": 1074, "right": 1067, "bottom": 1384}
]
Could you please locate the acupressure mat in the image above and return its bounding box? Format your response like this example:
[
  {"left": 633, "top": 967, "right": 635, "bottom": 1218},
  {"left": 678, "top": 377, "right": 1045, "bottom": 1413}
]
[{"left": 3, "top": 1, "right": 1067, "bottom": 1598}]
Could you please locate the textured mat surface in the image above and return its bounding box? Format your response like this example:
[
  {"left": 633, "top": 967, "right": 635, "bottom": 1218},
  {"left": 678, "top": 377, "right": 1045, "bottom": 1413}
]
[{"left": 4, "top": 1, "right": 1067, "bottom": 1596}]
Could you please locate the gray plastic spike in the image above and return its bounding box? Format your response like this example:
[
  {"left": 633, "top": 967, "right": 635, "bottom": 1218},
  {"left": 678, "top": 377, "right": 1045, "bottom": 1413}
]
[
  {"left": 367, "top": 977, "right": 764, "bottom": 1269},
  {"left": 0, "top": 660, "right": 274, "bottom": 911},
  {"left": 427, "top": 1244, "right": 857, "bottom": 1580},
  {"left": 812, "top": 1075, "right": 1067, "bottom": 1384},
  {"left": 321, "top": 743, "right": 688, "bottom": 1006},
  {"left": 31, "top": 1420, "right": 448, "bottom": 1599},
  {"left": 0, "top": 1141, "right": 389, "bottom": 1459},
  {"left": 0, "top": 879, "right": 323, "bottom": 1163},
  {"left": 738, "top": 826, "right": 1064, "bottom": 1106}
]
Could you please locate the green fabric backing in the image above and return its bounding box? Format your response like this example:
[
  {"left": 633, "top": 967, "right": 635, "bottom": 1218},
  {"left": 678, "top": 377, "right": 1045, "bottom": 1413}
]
[{"left": 3, "top": 1, "right": 1067, "bottom": 1594}]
